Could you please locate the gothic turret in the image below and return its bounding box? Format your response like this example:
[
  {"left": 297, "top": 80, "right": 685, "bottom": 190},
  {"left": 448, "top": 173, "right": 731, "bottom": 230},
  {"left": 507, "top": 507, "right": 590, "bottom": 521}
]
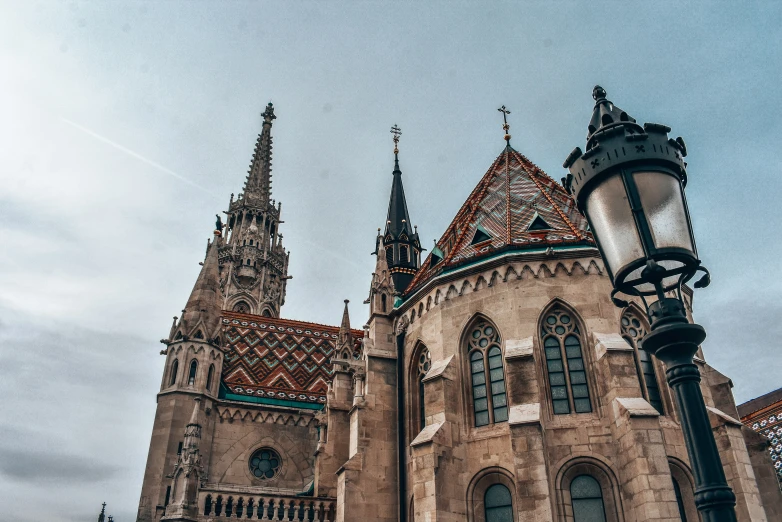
[
  {"left": 378, "top": 125, "right": 422, "bottom": 292},
  {"left": 335, "top": 299, "right": 354, "bottom": 359},
  {"left": 218, "top": 103, "right": 290, "bottom": 317},
  {"left": 161, "top": 398, "right": 204, "bottom": 522}
]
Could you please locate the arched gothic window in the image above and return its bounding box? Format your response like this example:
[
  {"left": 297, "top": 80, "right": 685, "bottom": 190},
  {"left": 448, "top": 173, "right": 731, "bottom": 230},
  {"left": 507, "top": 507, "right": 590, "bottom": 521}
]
[
  {"left": 381, "top": 294, "right": 387, "bottom": 313},
  {"left": 386, "top": 246, "right": 394, "bottom": 266},
  {"left": 400, "top": 245, "right": 409, "bottom": 263},
  {"left": 484, "top": 484, "right": 513, "bottom": 522},
  {"left": 188, "top": 359, "right": 198, "bottom": 386},
  {"left": 204, "top": 495, "right": 212, "bottom": 516},
  {"left": 206, "top": 364, "right": 215, "bottom": 392},
  {"left": 541, "top": 307, "right": 592, "bottom": 414},
  {"left": 570, "top": 475, "right": 607, "bottom": 522},
  {"left": 233, "top": 301, "right": 250, "bottom": 314},
  {"left": 621, "top": 309, "right": 663, "bottom": 414},
  {"left": 466, "top": 319, "right": 507, "bottom": 427},
  {"left": 262, "top": 309, "right": 272, "bottom": 317},
  {"left": 169, "top": 359, "right": 179, "bottom": 386},
  {"left": 413, "top": 346, "right": 431, "bottom": 433}
]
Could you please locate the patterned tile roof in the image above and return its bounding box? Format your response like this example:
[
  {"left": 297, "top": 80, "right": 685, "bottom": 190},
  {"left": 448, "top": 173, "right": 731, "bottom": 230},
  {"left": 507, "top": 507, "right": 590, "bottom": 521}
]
[
  {"left": 221, "top": 312, "right": 363, "bottom": 405},
  {"left": 405, "top": 146, "right": 594, "bottom": 295}
]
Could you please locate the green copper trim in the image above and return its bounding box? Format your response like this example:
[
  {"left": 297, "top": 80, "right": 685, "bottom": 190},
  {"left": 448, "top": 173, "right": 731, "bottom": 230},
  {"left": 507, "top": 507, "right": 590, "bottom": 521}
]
[{"left": 222, "top": 392, "right": 325, "bottom": 410}]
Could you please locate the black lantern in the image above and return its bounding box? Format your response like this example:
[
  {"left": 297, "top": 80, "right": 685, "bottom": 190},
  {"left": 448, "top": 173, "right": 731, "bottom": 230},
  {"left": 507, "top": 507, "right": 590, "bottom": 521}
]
[
  {"left": 563, "top": 86, "right": 737, "bottom": 521},
  {"left": 563, "top": 86, "right": 709, "bottom": 307}
]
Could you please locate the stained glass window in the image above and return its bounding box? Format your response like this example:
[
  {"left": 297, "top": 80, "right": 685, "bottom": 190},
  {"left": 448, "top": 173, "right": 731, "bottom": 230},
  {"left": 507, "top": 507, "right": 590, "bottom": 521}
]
[
  {"left": 467, "top": 320, "right": 507, "bottom": 427},
  {"left": 570, "top": 475, "right": 606, "bottom": 522},
  {"left": 249, "top": 448, "right": 282, "bottom": 480},
  {"left": 484, "top": 484, "right": 513, "bottom": 522},
  {"left": 621, "top": 310, "right": 664, "bottom": 414},
  {"left": 541, "top": 308, "right": 592, "bottom": 414}
]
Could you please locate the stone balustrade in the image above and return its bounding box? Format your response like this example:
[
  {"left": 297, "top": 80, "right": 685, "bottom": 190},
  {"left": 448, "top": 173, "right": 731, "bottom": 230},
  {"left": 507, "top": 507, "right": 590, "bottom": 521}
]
[{"left": 199, "top": 490, "right": 335, "bottom": 521}]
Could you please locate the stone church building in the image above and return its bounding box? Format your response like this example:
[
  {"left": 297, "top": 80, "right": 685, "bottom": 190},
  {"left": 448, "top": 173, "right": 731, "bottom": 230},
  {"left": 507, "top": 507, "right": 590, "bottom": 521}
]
[{"left": 135, "top": 103, "right": 781, "bottom": 522}]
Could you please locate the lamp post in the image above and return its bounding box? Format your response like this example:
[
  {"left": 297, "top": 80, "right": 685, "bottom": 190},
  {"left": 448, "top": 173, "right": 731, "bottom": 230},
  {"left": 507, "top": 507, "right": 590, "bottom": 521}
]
[{"left": 563, "top": 86, "right": 737, "bottom": 521}]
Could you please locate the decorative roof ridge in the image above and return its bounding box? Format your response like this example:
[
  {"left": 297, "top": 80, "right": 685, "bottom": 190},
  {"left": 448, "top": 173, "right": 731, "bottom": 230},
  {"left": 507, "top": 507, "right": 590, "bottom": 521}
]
[
  {"left": 222, "top": 311, "right": 364, "bottom": 337},
  {"left": 508, "top": 149, "right": 586, "bottom": 241},
  {"left": 405, "top": 149, "right": 508, "bottom": 293}
]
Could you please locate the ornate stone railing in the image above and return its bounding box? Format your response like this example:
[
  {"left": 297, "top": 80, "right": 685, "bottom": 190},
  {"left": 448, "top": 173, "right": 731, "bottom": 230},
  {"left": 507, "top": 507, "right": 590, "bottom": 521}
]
[{"left": 199, "top": 489, "right": 335, "bottom": 521}]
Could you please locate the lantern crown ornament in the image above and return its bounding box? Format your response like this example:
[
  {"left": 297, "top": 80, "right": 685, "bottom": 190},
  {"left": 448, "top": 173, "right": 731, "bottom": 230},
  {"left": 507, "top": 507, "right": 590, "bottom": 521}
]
[{"left": 563, "top": 86, "right": 709, "bottom": 308}]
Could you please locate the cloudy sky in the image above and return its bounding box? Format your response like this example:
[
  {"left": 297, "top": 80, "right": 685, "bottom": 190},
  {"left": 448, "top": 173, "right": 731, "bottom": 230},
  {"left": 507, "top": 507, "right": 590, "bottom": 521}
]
[{"left": 0, "top": 2, "right": 780, "bottom": 520}]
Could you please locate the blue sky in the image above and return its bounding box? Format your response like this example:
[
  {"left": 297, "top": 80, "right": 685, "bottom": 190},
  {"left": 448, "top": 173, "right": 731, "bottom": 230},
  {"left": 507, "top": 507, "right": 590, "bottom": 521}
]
[{"left": 0, "top": 2, "right": 779, "bottom": 520}]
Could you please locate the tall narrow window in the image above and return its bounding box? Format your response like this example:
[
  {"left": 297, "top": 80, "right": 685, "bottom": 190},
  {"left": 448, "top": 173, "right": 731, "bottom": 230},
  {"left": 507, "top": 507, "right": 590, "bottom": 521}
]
[
  {"left": 541, "top": 307, "right": 592, "bottom": 414},
  {"left": 188, "top": 360, "right": 198, "bottom": 386},
  {"left": 400, "top": 245, "right": 409, "bottom": 263},
  {"left": 169, "top": 359, "right": 179, "bottom": 386},
  {"left": 386, "top": 246, "right": 394, "bottom": 266},
  {"left": 466, "top": 319, "right": 507, "bottom": 427},
  {"left": 381, "top": 294, "right": 387, "bottom": 313},
  {"left": 164, "top": 485, "right": 171, "bottom": 506},
  {"left": 204, "top": 495, "right": 212, "bottom": 515},
  {"left": 621, "top": 310, "right": 663, "bottom": 414},
  {"left": 414, "top": 347, "right": 431, "bottom": 433},
  {"left": 206, "top": 364, "right": 215, "bottom": 392},
  {"left": 484, "top": 484, "right": 513, "bottom": 522},
  {"left": 570, "top": 475, "right": 606, "bottom": 522}
]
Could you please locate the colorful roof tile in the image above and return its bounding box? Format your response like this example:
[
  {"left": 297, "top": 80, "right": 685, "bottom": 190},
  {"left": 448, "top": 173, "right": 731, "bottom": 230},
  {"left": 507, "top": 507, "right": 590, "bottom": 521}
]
[
  {"left": 221, "top": 312, "right": 363, "bottom": 405},
  {"left": 405, "top": 146, "right": 593, "bottom": 294}
]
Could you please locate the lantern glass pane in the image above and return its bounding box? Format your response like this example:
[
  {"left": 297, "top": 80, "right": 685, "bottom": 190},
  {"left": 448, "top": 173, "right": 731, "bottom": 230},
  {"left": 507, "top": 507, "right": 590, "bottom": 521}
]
[
  {"left": 633, "top": 171, "right": 694, "bottom": 253},
  {"left": 585, "top": 173, "right": 644, "bottom": 277}
]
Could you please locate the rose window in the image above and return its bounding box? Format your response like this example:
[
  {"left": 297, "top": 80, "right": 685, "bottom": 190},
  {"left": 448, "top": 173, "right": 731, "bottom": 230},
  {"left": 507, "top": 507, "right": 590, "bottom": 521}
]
[{"left": 249, "top": 448, "right": 281, "bottom": 480}]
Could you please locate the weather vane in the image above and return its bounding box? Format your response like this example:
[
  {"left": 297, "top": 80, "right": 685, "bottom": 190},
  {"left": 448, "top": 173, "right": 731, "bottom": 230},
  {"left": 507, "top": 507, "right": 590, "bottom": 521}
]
[
  {"left": 498, "top": 105, "right": 511, "bottom": 144},
  {"left": 391, "top": 124, "right": 402, "bottom": 155}
]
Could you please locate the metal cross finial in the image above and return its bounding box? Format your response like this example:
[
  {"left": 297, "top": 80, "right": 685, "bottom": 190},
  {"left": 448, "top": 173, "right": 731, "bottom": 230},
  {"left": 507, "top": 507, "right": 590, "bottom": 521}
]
[
  {"left": 391, "top": 124, "right": 402, "bottom": 154},
  {"left": 498, "top": 105, "right": 511, "bottom": 143}
]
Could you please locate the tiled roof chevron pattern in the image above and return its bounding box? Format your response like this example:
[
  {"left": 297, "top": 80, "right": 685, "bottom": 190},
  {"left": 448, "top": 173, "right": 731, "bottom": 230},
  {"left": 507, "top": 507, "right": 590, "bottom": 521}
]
[
  {"left": 405, "top": 146, "right": 594, "bottom": 294},
  {"left": 221, "top": 312, "right": 363, "bottom": 404}
]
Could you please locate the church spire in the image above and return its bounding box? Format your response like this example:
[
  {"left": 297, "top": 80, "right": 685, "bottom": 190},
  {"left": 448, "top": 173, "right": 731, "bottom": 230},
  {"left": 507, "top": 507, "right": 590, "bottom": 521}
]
[
  {"left": 218, "top": 103, "right": 289, "bottom": 317},
  {"left": 244, "top": 103, "right": 276, "bottom": 203},
  {"left": 179, "top": 230, "right": 223, "bottom": 341},
  {"left": 338, "top": 299, "right": 353, "bottom": 348},
  {"left": 381, "top": 125, "right": 422, "bottom": 292}
]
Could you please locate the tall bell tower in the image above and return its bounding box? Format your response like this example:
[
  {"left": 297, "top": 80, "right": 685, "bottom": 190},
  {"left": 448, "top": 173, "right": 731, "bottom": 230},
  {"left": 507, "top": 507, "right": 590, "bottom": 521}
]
[{"left": 218, "top": 103, "right": 290, "bottom": 317}]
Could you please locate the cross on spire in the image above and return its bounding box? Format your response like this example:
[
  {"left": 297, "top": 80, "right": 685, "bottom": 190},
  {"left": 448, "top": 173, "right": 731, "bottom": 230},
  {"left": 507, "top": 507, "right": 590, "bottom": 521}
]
[
  {"left": 498, "top": 105, "right": 511, "bottom": 144},
  {"left": 391, "top": 124, "right": 402, "bottom": 155}
]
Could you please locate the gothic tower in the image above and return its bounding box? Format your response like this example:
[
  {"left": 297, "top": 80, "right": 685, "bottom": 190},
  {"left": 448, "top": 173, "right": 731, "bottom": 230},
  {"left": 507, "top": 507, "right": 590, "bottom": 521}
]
[
  {"left": 377, "top": 126, "right": 422, "bottom": 293},
  {"left": 218, "top": 103, "right": 289, "bottom": 317},
  {"left": 136, "top": 234, "right": 223, "bottom": 522}
]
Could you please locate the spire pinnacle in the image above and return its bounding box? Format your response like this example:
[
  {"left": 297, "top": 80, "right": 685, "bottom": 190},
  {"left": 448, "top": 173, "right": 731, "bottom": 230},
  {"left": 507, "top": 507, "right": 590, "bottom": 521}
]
[
  {"left": 180, "top": 232, "right": 223, "bottom": 341},
  {"left": 498, "top": 105, "right": 511, "bottom": 145},
  {"left": 338, "top": 299, "right": 352, "bottom": 346},
  {"left": 391, "top": 124, "right": 402, "bottom": 172},
  {"left": 243, "top": 103, "right": 276, "bottom": 204}
]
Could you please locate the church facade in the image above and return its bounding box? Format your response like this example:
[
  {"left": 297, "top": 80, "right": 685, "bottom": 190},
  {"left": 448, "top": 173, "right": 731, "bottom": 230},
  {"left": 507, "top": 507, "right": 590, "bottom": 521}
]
[{"left": 135, "top": 102, "right": 781, "bottom": 522}]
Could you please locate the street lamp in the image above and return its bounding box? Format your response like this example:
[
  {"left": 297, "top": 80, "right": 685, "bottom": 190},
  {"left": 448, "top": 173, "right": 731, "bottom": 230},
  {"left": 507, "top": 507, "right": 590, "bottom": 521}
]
[{"left": 563, "top": 86, "right": 737, "bottom": 521}]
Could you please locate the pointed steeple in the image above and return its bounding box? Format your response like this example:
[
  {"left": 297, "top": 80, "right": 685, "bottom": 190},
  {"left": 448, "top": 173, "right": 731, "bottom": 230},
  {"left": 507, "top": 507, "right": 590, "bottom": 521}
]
[
  {"left": 183, "top": 397, "right": 202, "bottom": 448},
  {"left": 244, "top": 103, "right": 276, "bottom": 203},
  {"left": 179, "top": 232, "right": 223, "bottom": 341},
  {"left": 381, "top": 125, "right": 422, "bottom": 292},
  {"left": 98, "top": 502, "right": 106, "bottom": 522},
  {"left": 338, "top": 299, "right": 353, "bottom": 347}
]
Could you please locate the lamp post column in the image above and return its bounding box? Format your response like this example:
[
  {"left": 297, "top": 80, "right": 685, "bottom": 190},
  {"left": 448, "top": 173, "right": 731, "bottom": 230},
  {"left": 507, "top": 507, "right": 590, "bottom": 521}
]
[{"left": 642, "top": 297, "right": 737, "bottom": 522}]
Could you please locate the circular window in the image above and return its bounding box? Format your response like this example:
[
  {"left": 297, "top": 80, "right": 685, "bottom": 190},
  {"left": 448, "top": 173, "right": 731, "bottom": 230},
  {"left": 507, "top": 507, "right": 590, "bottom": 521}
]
[{"left": 248, "top": 448, "right": 281, "bottom": 480}]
